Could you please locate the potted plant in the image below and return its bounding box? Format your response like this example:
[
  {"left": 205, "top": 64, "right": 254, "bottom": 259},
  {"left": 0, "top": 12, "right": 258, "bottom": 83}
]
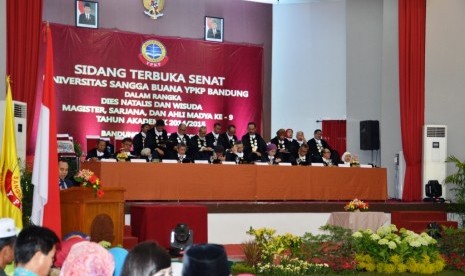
[{"left": 445, "top": 155, "right": 465, "bottom": 227}]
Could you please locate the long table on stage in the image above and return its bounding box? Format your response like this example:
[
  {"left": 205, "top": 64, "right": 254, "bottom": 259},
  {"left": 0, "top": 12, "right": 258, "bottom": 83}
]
[{"left": 81, "top": 162, "right": 387, "bottom": 201}]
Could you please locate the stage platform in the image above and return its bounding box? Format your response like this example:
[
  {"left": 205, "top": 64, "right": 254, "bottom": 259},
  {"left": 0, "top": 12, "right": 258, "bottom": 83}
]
[{"left": 125, "top": 200, "right": 452, "bottom": 214}]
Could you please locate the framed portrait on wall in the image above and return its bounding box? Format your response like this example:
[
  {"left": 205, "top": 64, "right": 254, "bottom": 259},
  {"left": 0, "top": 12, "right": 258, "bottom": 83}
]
[
  {"left": 205, "top": 16, "right": 224, "bottom": 42},
  {"left": 76, "top": 0, "right": 99, "bottom": 29}
]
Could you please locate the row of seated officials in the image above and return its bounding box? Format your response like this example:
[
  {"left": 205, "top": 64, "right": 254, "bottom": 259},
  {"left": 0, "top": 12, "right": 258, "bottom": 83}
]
[{"left": 86, "top": 120, "right": 355, "bottom": 166}]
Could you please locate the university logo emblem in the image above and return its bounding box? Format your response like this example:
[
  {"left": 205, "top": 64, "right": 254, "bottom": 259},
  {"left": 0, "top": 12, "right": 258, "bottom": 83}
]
[
  {"left": 143, "top": 0, "right": 165, "bottom": 19},
  {"left": 138, "top": 39, "right": 169, "bottom": 68}
]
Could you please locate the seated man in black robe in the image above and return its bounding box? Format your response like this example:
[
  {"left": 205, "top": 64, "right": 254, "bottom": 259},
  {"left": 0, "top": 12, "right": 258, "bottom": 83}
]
[
  {"left": 225, "top": 141, "right": 248, "bottom": 164},
  {"left": 218, "top": 124, "right": 238, "bottom": 151},
  {"left": 86, "top": 139, "right": 112, "bottom": 161},
  {"left": 132, "top": 123, "right": 151, "bottom": 156},
  {"left": 290, "top": 144, "right": 312, "bottom": 166},
  {"left": 189, "top": 126, "right": 213, "bottom": 161},
  {"left": 269, "top": 128, "right": 291, "bottom": 162},
  {"left": 206, "top": 122, "right": 222, "bottom": 148},
  {"left": 166, "top": 143, "right": 193, "bottom": 163},
  {"left": 241, "top": 122, "right": 267, "bottom": 162},
  {"left": 308, "top": 129, "right": 332, "bottom": 162},
  {"left": 167, "top": 123, "right": 190, "bottom": 157},
  {"left": 146, "top": 119, "right": 169, "bottom": 160}
]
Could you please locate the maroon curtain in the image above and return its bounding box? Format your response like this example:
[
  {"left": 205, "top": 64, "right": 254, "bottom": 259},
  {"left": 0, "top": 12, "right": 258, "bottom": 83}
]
[
  {"left": 322, "top": 120, "right": 346, "bottom": 157},
  {"left": 399, "top": 0, "right": 426, "bottom": 201},
  {"left": 6, "top": 0, "right": 43, "bottom": 157}
]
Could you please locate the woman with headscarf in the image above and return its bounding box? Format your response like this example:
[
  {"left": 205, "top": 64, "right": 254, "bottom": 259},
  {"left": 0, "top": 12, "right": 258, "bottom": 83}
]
[
  {"left": 59, "top": 241, "right": 115, "bottom": 276},
  {"left": 340, "top": 152, "right": 352, "bottom": 165}
]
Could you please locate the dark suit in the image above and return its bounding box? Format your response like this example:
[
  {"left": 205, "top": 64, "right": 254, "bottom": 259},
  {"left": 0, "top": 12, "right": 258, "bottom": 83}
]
[
  {"left": 260, "top": 155, "right": 280, "bottom": 165},
  {"left": 242, "top": 133, "right": 267, "bottom": 160},
  {"left": 79, "top": 13, "right": 96, "bottom": 25},
  {"left": 218, "top": 132, "right": 238, "bottom": 150},
  {"left": 290, "top": 154, "right": 311, "bottom": 166},
  {"left": 225, "top": 151, "right": 248, "bottom": 164},
  {"left": 206, "top": 132, "right": 220, "bottom": 148},
  {"left": 189, "top": 135, "right": 213, "bottom": 161},
  {"left": 146, "top": 129, "right": 169, "bottom": 158},
  {"left": 59, "top": 178, "right": 76, "bottom": 190},
  {"left": 166, "top": 153, "right": 193, "bottom": 163},
  {"left": 167, "top": 133, "right": 190, "bottom": 157},
  {"left": 132, "top": 132, "right": 148, "bottom": 156},
  {"left": 308, "top": 138, "right": 331, "bottom": 159},
  {"left": 207, "top": 28, "right": 221, "bottom": 39},
  {"left": 86, "top": 148, "right": 112, "bottom": 160}
]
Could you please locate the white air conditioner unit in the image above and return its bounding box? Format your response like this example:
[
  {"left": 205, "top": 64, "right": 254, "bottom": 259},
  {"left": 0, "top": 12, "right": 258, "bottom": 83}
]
[
  {"left": 0, "top": 100, "right": 27, "bottom": 163},
  {"left": 422, "top": 125, "right": 447, "bottom": 199}
]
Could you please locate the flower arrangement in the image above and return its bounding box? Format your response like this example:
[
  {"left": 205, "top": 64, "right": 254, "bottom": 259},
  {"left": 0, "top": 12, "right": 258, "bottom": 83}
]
[
  {"left": 116, "top": 151, "right": 129, "bottom": 161},
  {"left": 74, "top": 169, "right": 104, "bottom": 198},
  {"left": 344, "top": 198, "right": 369, "bottom": 212},
  {"left": 351, "top": 224, "right": 445, "bottom": 274}
]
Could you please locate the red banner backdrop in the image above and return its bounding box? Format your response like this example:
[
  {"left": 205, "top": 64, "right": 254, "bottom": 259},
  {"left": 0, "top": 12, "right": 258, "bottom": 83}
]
[{"left": 44, "top": 23, "right": 263, "bottom": 151}]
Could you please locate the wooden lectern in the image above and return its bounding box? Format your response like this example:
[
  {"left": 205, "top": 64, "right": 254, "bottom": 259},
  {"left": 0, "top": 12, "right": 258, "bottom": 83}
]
[{"left": 60, "top": 187, "right": 125, "bottom": 246}]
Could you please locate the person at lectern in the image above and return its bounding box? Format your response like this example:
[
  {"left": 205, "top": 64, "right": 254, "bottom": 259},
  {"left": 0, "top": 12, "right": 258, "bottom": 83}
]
[
  {"left": 241, "top": 122, "right": 267, "bottom": 161},
  {"left": 218, "top": 124, "right": 238, "bottom": 151},
  {"left": 58, "top": 159, "right": 75, "bottom": 190},
  {"left": 147, "top": 119, "right": 169, "bottom": 160},
  {"left": 189, "top": 126, "right": 213, "bottom": 161},
  {"left": 86, "top": 139, "right": 112, "bottom": 161},
  {"left": 132, "top": 123, "right": 150, "bottom": 156}
]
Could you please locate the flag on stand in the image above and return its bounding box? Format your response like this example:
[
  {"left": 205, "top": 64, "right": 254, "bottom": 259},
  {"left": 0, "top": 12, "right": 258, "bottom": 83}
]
[
  {"left": 0, "top": 77, "right": 23, "bottom": 228},
  {"left": 31, "top": 24, "right": 61, "bottom": 237}
]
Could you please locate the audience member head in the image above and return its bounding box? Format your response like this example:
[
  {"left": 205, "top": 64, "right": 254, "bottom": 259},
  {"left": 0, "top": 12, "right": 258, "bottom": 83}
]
[
  {"left": 155, "top": 119, "right": 166, "bottom": 132},
  {"left": 247, "top": 122, "right": 257, "bottom": 135},
  {"left": 266, "top": 143, "right": 277, "bottom": 156},
  {"left": 14, "top": 225, "right": 59, "bottom": 276},
  {"left": 122, "top": 138, "right": 133, "bottom": 152},
  {"left": 109, "top": 247, "right": 129, "bottom": 276},
  {"left": 0, "top": 218, "right": 17, "bottom": 270},
  {"left": 182, "top": 244, "right": 229, "bottom": 276},
  {"left": 276, "top": 129, "right": 286, "bottom": 140},
  {"left": 213, "top": 122, "right": 222, "bottom": 134},
  {"left": 177, "top": 143, "right": 188, "bottom": 156},
  {"left": 296, "top": 131, "right": 305, "bottom": 141},
  {"left": 198, "top": 126, "right": 207, "bottom": 138},
  {"left": 58, "top": 159, "right": 69, "bottom": 180},
  {"left": 341, "top": 152, "right": 352, "bottom": 163},
  {"left": 177, "top": 123, "right": 187, "bottom": 135},
  {"left": 122, "top": 242, "right": 171, "bottom": 276},
  {"left": 140, "top": 123, "right": 150, "bottom": 133},
  {"left": 59, "top": 241, "right": 114, "bottom": 276},
  {"left": 314, "top": 129, "right": 323, "bottom": 140},
  {"left": 286, "top": 128, "right": 293, "bottom": 139},
  {"left": 226, "top": 125, "right": 236, "bottom": 136},
  {"left": 298, "top": 144, "right": 309, "bottom": 157},
  {"left": 96, "top": 139, "right": 107, "bottom": 152},
  {"left": 54, "top": 233, "right": 89, "bottom": 268}
]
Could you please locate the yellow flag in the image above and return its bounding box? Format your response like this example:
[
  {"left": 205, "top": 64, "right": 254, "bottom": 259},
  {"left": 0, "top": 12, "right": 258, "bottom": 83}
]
[{"left": 0, "top": 76, "right": 23, "bottom": 228}]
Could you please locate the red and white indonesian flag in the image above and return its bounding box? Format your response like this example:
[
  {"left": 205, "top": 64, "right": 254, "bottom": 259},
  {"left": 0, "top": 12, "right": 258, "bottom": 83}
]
[{"left": 31, "top": 25, "right": 61, "bottom": 237}]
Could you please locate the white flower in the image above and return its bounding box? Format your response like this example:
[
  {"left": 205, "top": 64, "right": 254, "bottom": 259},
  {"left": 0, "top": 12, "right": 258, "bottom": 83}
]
[
  {"left": 390, "top": 224, "right": 398, "bottom": 232},
  {"left": 352, "top": 231, "right": 363, "bottom": 238},
  {"left": 365, "top": 229, "right": 374, "bottom": 235},
  {"left": 378, "top": 238, "right": 389, "bottom": 245},
  {"left": 388, "top": 241, "right": 397, "bottom": 249},
  {"left": 370, "top": 233, "right": 381, "bottom": 241},
  {"left": 409, "top": 240, "right": 422, "bottom": 247}
]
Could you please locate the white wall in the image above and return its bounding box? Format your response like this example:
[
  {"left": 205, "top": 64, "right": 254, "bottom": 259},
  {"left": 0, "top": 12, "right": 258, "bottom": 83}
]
[
  {"left": 0, "top": 0, "right": 6, "bottom": 99},
  {"left": 271, "top": 0, "right": 347, "bottom": 139},
  {"left": 425, "top": 0, "right": 465, "bottom": 199}
]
